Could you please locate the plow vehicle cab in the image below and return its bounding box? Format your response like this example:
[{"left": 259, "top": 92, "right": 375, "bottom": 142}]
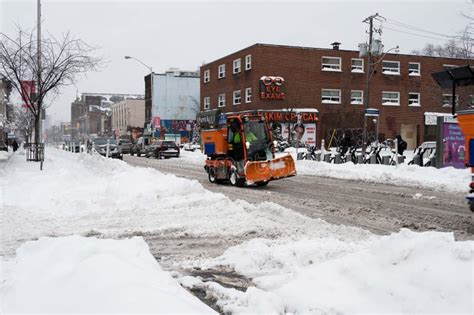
[{"left": 199, "top": 110, "right": 296, "bottom": 187}]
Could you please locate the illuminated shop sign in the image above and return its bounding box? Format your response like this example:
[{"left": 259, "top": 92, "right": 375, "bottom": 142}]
[{"left": 260, "top": 76, "right": 286, "bottom": 100}]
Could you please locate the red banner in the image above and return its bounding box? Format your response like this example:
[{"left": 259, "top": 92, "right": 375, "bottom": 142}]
[
  {"left": 153, "top": 116, "right": 160, "bottom": 128},
  {"left": 21, "top": 80, "right": 36, "bottom": 109}
]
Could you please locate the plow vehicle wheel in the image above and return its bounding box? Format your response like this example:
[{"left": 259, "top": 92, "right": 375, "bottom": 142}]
[
  {"left": 229, "top": 169, "right": 245, "bottom": 187},
  {"left": 208, "top": 167, "right": 217, "bottom": 183}
]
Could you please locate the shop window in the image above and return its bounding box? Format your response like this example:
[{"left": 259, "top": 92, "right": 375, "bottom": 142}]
[
  {"left": 382, "top": 91, "right": 400, "bottom": 105},
  {"left": 351, "top": 90, "right": 363, "bottom": 105},
  {"left": 233, "top": 59, "right": 241, "bottom": 74},
  {"left": 203, "top": 70, "right": 210, "bottom": 83},
  {"left": 382, "top": 61, "right": 400, "bottom": 75},
  {"left": 245, "top": 87, "right": 252, "bottom": 103},
  {"left": 408, "top": 62, "right": 420, "bottom": 76},
  {"left": 233, "top": 90, "right": 241, "bottom": 105},
  {"left": 218, "top": 94, "right": 225, "bottom": 107},
  {"left": 408, "top": 93, "right": 421, "bottom": 106},
  {"left": 322, "top": 89, "right": 341, "bottom": 104},
  {"left": 351, "top": 59, "right": 364, "bottom": 73},
  {"left": 218, "top": 64, "right": 225, "bottom": 79},
  {"left": 204, "top": 97, "right": 210, "bottom": 110},
  {"left": 322, "top": 57, "right": 341, "bottom": 71}
]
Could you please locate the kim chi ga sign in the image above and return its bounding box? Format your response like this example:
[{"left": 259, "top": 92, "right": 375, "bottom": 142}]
[{"left": 260, "top": 76, "right": 286, "bottom": 100}]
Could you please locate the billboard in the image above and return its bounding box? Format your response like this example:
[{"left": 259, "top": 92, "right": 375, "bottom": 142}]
[{"left": 443, "top": 122, "right": 465, "bottom": 169}]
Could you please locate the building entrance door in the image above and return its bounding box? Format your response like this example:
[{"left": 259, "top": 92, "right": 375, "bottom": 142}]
[{"left": 401, "top": 124, "right": 417, "bottom": 150}]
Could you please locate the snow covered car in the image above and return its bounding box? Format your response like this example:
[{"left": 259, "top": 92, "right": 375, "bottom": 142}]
[
  {"left": 182, "top": 142, "right": 199, "bottom": 152},
  {"left": 93, "top": 138, "right": 122, "bottom": 159}
]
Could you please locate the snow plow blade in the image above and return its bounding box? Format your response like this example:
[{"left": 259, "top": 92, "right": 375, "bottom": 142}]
[{"left": 244, "top": 154, "right": 296, "bottom": 184}]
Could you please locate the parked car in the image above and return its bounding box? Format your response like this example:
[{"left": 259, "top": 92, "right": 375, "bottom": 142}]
[
  {"left": 130, "top": 136, "right": 152, "bottom": 157},
  {"left": 93, "top": 138, "right": 122, "bottom": 159},
  {"left": 118, "top": 138, "right": 132, "bottom": 154},
  {"left": 148, "top": 140, "right": 180, "bottom": 159},
  {"left": 182, "top": 142, "right": 200, "bottom": 152}
]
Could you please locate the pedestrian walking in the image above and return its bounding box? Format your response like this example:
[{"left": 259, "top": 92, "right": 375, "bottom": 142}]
[{"left": 12, "top": 139, "right": 19, "bottom": 152}]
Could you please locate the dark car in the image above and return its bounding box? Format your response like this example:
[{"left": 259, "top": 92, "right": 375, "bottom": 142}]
[
  {"left": 118, "top": 139, "right": 132, "bottom": 154},
  {"left": 93, "top": 138, "right": 122, "bottom": 159},
  {"left": 148, "top": 140, "right": 180, "bottom": 159}
]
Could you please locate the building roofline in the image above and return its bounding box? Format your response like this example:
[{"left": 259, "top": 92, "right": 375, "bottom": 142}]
[{"left": 202, "top": 42, "right": 472, "bottom": 66}]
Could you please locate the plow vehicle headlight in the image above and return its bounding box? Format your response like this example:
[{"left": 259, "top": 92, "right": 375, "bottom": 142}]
[
  {"left": 273, "top": 140, "right": 278, "bottom": 148},
  {"left": 246, "top": 141, "right": 250, "bottom": 149}
]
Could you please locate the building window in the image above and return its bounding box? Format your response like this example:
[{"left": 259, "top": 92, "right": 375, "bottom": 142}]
[
  {"left": 351, "top": 59, "right": 364, "bottom": 73},
  {"left": 351, "top": 90, "right": 363, "bottom": 105},
  {"left": 245, "top": 87, "right": 252, "bottom": 103},
  {"left": 233, "top": 90, "right": 241, "bottom": 105},
  {"left": 322, "top": 57, "right": 341, "bottom": 71},
  {"left": 204, "top": 97, "right": 210, "bottom": 110},
  {"left": 218, "top": 94, "right": 225, "bottom": 107},
  {"left": 442, "top": 94, "right": 459, "bottom": 107},
  {"left": 203, "top": 69, "right": 210, "bottom": 83},
  {"left": 382, "top": 91, "right": 400, "bottom": 105},
  {"left": 382, "top": 61, "right": 400, "bottom": 74},
  {"left": 408, "top": 93, "right": 421, "bottom": 106},
  {"left": 233, "top": 59, "right": 241, "bottom": 74},
  {"left": 408, "top": 63, "right": 420, "bottom": 76},
  {"left": 218, "top": 64, "right": 225, "bottom": 79},
  {"left": 321, "top": 89, "right": 341, "bottom": 104},
  {"left": 245, "top": 54, "right": 252, "bottom": 70}
]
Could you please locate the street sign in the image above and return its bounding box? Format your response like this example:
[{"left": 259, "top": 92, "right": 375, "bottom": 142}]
[{"left": 365, "top": 108, "right": 379, "bottom": 117}]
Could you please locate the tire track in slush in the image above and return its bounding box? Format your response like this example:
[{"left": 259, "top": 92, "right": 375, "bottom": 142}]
[{"left": 124, "top": 155, "right": 473, "bottom": 240}]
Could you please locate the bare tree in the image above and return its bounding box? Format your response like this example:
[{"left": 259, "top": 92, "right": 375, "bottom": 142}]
[
  {"left": 0, "top": 27, "right": 101, "bottom": 145},
  {"left": 411, "top": 27, "right": 473, "bottom": 61},
  {"left": 12, "top": 105, "right": 35, "bottom": 144}
]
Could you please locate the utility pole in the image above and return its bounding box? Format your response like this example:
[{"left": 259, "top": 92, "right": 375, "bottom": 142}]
[
  {"left": 361, "top": 13, "right": 380, "bottom": 155},
  {"left": 37, "top": 0, "right": 42, "bottom": 145}
]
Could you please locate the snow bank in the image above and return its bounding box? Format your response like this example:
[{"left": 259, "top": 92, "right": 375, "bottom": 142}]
[
  {"left": 182, "top": 229, "right": 474, "bottom": 314},
  {"left": 0, "top": 236, "right": 215, "bottom": 313},
  {"left": 183, "top": 148, "right": 469, "bottom": 193},
  {"left": 0, "top": 149, "right": 370, "bottom": 255},
  {"left": 0, "top": 150, "right": 11, "bottom": 161},
  {"left": 296, "top": 159, "right": 470, "bottom": 193}
]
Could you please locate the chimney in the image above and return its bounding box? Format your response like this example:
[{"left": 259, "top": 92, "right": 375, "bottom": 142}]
[{"left": 331, "top": 42, "right": 341, "bottom": 50}]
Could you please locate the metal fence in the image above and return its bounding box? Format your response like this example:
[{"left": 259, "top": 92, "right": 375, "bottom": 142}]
[{"left": 26, "top": 143, "right": 45, "bottom": 170}]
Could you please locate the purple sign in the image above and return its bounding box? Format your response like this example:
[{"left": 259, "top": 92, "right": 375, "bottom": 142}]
[{"left": 443, "top": 122, "right": 465, "bottom": 169}]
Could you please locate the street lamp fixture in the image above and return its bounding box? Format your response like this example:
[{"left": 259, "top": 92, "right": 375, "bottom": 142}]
[{"left": 124, "top": 55, "right": 154, "bottom": 132}]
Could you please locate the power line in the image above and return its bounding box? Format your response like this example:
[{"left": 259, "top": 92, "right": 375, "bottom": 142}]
[
  {"left": 383, "top": 25, "right": 456, "bottom": 41},
  {"left": 384, "top": 17, "right": 456, "bottom": 39}
]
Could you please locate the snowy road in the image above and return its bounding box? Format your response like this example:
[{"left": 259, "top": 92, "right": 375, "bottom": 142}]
[{"left": 124, "top": 155, "right": 473, "bottom": 240}]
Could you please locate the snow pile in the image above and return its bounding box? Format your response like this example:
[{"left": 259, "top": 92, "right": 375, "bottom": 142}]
[
  {"left": 0, "top": 150, "right": 11, "bottom": 161},
  {"left": 0, "top": 236, "right": 215, "bottom": 313},
  {"left": 181, "top": 229, "right": 474, "bottom": 313},
  {"left": 296, "top": 159, "right": 470, "bottom": 193},
  {"left": 182, "top": 148, "right": 469, "bottom": 192},
  {"left": 0, "top": 149, "right": 370, "bottom": 255}
]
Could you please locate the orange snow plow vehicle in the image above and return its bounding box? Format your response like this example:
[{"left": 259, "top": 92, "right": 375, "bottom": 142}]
[{"left": 197, "top": 110, "right": 296, "bottom": 187}]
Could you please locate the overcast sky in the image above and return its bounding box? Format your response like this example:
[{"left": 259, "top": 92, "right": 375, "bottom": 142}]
[{"left": 1, "top": 0, "right": 472, "bottom": 124}]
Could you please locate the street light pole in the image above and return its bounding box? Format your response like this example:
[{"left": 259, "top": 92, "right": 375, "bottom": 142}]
[{"left": 124, "top": 56, "right": 153, "bottom": 132}]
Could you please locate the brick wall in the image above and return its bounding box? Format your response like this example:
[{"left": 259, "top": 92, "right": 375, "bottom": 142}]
[{"left": 201, "top": 43, "right": 473, "bottom": 146}]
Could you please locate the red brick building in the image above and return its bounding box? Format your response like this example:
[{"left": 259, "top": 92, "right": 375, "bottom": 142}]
[{"left": 200, "top": 43, "right": 473, "bottom": 149}]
